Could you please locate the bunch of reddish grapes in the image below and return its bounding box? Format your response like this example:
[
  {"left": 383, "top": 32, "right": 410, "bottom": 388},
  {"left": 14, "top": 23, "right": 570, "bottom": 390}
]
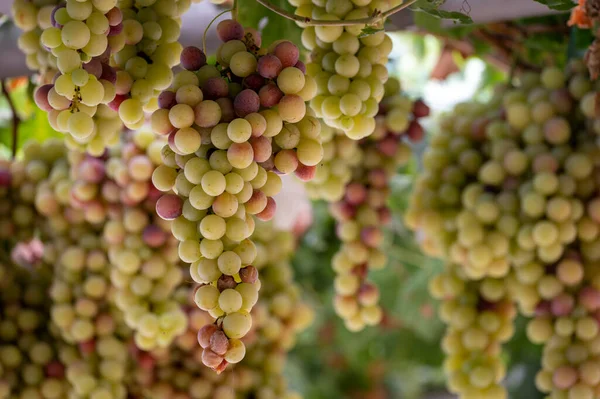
[
  {"left": 329, "top": 78, "right": 426, "bottom": 331},
  {"left": 151, "top": 18, "right": 322, "bottom": 371}
]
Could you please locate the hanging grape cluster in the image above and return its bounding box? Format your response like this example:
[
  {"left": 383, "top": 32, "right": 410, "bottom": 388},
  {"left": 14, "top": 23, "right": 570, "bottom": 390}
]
[
  {"left": 408, "top": 60, "right": 600, "bottom": 398},
  {"left": 150, "top": 18, "right": 322, "bottom": 371},
  {"left": 288, "top": 0, "right": 396, "bottom": 139}
]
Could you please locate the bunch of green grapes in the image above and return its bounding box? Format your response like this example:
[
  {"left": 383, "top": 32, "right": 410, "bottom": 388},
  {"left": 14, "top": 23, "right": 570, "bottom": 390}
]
[
  {"left": 412, "top": 60, "right": 600, "bottom": 397},
  {"left": 521, "top": 249, "right": 600, "bottom": 399},
  {"left": 0, "top": 260, "right": 71, "bottom": 399},
  {"left": 406, "top": 92, "right": 517, "bottom": 280},
  {"left": 0, "top": 139, "right": 74, "bottom": 256},
  {"left": 328, "top": 78, "right": 424, "bottom": 331},
  {"left": 105, "top": 206, "right": 188, "bottom": 351},
  {"left": 151, "top": 19, "right": 322, "bottom": 371},
  {"left": 58, "top": 337, "right": 130, "bottom": 399},
  {"left": 429, "top": 265, "right": 517, "bottom": 399},
  {"left": 407, "top": 62, "right": 600, "bottom": 281},
  {"left": 288, "top": 0, "right": 398, "bottom": 139},
  {"left": 110, "top": 0, "right": 191, "bottom": 126},
  {"left": 11, "top": 0, "right": 61, "bottom": 83},
  {"left": 303, "top": 123, "right": 361, "bottom": 201},
  {"left": 127, "top": 223, "right": 311, "bottom": 399},
  {"left": 29, "top": 1, "right": 127, "bottom": 154}
]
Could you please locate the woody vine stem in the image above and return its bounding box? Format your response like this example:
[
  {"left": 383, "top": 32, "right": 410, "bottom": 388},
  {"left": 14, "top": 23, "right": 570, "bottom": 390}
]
[{"left": 254, "top": 0, "right": 419, "bottom": 26}]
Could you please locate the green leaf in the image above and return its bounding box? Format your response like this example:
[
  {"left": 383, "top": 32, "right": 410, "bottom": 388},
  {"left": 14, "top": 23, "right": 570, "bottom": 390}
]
[
  {"left": 237, "top": 0, "right": 302, "bottom": 48},
  {"left": 358, "top": 26, "right": 384, "bottom": 38},
  {"left": 533, "top": 0, "right": 577, "bottom": 11},
  {"left": 414, "top": 8, "right": 473, "bottom": 24},
  {"left": 411, "top": 0, "right": 473, "bottom": 24}
]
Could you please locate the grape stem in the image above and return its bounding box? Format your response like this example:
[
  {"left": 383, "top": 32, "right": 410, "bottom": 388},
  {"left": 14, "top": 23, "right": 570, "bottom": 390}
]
[
  {"left": 203, "top": 8, "right": 234, "bottom": 54},
  {"left": 254, "top": 0, "right": 418, "bottom": 26},
  {"left": 1, "top": 79, "right": 20, "bottom": 160}
]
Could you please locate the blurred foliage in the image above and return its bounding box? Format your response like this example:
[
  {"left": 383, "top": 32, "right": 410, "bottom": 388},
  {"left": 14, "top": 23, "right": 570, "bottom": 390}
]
[
  {"left": 237, "top": 0, "right": 302, "bottom": 48},
  {"left": 534, "top": 0, "right": 577, "bottom": 11},
  {"left": 0, "top": 78, "right": 61, "bottom": 157},
  {"left": 411, "top": 0, "right": 473, "bottom": 24}
]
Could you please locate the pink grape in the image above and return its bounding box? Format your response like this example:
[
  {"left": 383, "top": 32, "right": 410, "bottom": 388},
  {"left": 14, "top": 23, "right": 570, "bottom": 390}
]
[
  {"left": 345, "top": 183, "right": 367, "bottom": 205},
  {"left": 101, "top": 64, "right": 117, "bottom": 84},
  {"left": 256, "top": 197, "right": 276, "bottom": 221},
  {"left": 216, "top": 19, "right": 244, "bottom": 42},
  {"left": 216, "top": 98, "right": 235, "bottom": 122},
  {"left": 257, "top": 54, "right": 283, "bottom": 79},
  {"left": 108, "top": 94, "right": 128, "bottom": 111},
  {"left": 413, "top": 99, "right": 430, "bottom": 118},
  {"left": 158, "top": 91, "right": 177, "bottom": 109},
  {"left": 233, "top": 89, "right": 260, "bottom": 117},
  {"left": 106, "top": 7, "right": 123, "bottom": 26},
  {"left": 83, "top": 58, "right": 103, "bottom": 78},
  {"left": 242, "top": 73, "right": 265, "bottom": 91},
  {"left": 217, "top": 275, "right": 237, "bottom": 291},
  {"left": 273, "top": 41, "right": 299, "bottom": 68},
  {"left": 203, "top": 77, "right": 229, "bottom": 99},
  {"left": 78, "top": 157, "right": 106, "bottom": 183},
  {"left": 259, "top": 83, "right": 283, "bottom": 107},
  {"left": 180, "top": 46, "right": 207, "bottom": 71},
  {"left": 34, "top": 84, "right": 54, "bottom": 112},
  {"left": 294, "top": 163, "right": 316, "bottom": 181},
  {"left": 239, "top": 266, "right": 258, "bottom": 284},
  {"left": 156, "top": 194, "right": 183, "bottom": 220},
  {"left": 250, "top": 136, "right": 272, "bottom": 162},
  {"left": 198, "top": 324, "right": 219, "bottom": 348},
  {"left": 142, "top": 225, "right": 168, "bottom": 247},
  {"left": 109, "top": 23, "right": 123, "bottom": 36}
]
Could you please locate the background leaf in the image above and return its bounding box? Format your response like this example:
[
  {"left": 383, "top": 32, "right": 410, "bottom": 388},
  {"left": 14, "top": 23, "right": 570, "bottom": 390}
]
[
  {"left": 533, "top": 0, "right": 577, "bottom": 11},
  {"left": 237, "top": 0, "right": 302, "bottom": 48}
]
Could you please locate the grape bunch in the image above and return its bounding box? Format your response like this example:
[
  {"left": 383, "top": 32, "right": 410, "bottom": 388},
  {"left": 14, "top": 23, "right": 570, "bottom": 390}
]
[
  {"left": 59, "top": 337, "right": 131, "bottom": 399},
  {"left": 106, "top": 206, "right": 188, "bottom": 351},
  {"left": 288, "top": 0, "right": 397, "bottom": 139},
  {"left": 111, "top": 0, "right": 191, "bottom": 126},
  {"left": 151, "top": 18, "right": 322, "bottom": 371},
  {"left": 430, "top": 265, "right": 517, "bottom": 399},
  {"left": 33, "top": 0, "right": 131, "bottom": 153},
  {"left": 522, "top": 249, "right": 600, "bottom": 399},
  {"left": 409, "top": 59, "right": 600, "bottom": 397},
  {"left": 0, "top": 260, "right": 71, "bottom": 399},
  {"left": 126, "top": 222, "right": 312, "bottom": 399},
  {"left": 12, "top": 0, "right": 60, "bottom": 83},
  {"left": 328, "top": 78, "right": 426, "bottom": 331},
  {"left": 303, "top": 123, "right": 361, "bottom": 201}
]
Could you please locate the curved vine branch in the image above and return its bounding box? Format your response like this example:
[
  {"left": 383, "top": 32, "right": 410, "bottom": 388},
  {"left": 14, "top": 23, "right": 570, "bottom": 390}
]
[
  {"left": 254, "top": 0, "right": 418, "bottom": 26},
  {"left": 203, "top": 8, "right": 234, "bottom": 54},
  {"left": 1, "top": 79, "right": 20, "bottom": 160}
]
